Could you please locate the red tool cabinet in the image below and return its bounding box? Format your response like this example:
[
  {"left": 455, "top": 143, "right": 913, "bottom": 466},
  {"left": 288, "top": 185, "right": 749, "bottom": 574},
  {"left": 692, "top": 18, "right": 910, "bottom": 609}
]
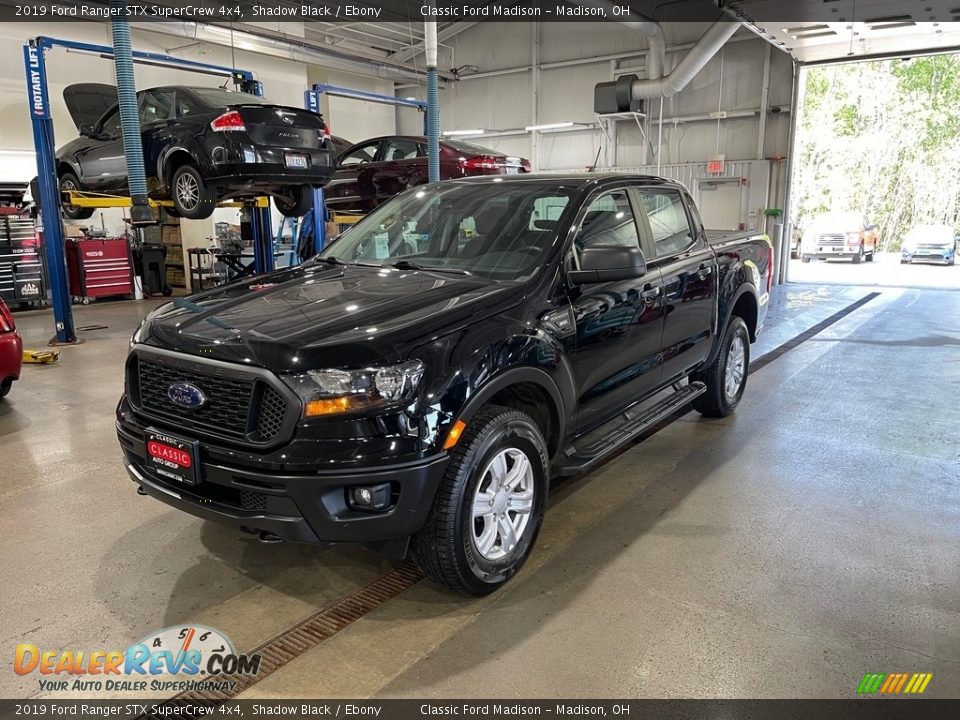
[{"left": 67, "top": 238, "right": 135, "bottom": 304}]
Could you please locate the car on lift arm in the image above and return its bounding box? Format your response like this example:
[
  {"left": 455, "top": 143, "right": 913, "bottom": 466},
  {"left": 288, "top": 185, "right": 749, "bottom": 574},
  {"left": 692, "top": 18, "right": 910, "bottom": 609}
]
[
  {"left": 0, "top": 299, "right": 23, "bottom": 400},
  {"left": 117, "top": 174, "right": 773, "bottom": 596},
  {"left": 56, "top": 84, "right": 338, "bottom": 221},
  {"left": 324, "top": 135, "right": 530, "bottom": 213}
]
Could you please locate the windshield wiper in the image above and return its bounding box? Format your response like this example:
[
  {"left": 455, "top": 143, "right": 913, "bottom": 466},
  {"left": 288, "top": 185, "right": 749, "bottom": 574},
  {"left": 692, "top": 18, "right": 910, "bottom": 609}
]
[
  {"left": 314, "top": 256, "right": 382, "bottom": 269},
  {"left": 390, "top": 260, "right": 471, "bottom": 275}
]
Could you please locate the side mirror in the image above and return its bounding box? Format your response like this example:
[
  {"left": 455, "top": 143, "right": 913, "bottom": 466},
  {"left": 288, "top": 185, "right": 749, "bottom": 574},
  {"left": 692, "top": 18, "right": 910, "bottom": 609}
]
[
  {"left": 568, "top": 245, "right": 647, "bottom": 285},
  {"left": 79, "top": 123, "right": 98, "bottom": 139}
]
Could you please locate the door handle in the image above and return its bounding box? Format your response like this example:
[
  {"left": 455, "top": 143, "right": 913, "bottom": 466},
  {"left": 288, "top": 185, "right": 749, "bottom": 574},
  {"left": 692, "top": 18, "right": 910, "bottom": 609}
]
[
  {"left": 640, "top": 284, "right": 662, "bottom": 303},
  {"left": 697, "top": 264, "right": 713, "bottom": 279}
]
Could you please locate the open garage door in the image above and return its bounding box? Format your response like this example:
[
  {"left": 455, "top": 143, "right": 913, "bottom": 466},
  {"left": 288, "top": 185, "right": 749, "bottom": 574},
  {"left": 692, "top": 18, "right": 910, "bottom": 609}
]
[{"left": 788, "top": 54, "right": 960, "bottom": 290}]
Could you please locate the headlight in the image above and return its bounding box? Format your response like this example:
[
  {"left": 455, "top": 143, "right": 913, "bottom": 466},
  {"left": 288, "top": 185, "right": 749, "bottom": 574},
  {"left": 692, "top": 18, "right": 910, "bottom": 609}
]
[{"left": 283, "top": 361, "right": 425, "bottom": 417}]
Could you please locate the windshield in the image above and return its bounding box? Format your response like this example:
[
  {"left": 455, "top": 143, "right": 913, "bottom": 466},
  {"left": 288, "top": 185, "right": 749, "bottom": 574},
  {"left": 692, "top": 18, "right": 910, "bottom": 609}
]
[
  {"left": 319, "top": 182, "right": 576, "bottom": 281},
  {"left": 904, "top": 225, "right": 954, "bottom": 244},
  {"left": 810, "top": 212, "right": 863, "bottom": 230}
]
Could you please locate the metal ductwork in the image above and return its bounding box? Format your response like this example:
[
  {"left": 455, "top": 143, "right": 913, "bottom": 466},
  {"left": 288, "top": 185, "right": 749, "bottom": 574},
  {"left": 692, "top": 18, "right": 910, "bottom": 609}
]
[
  {"left": 629, "top": 20, "right": 739, "bottom": 98},
  {"left": 110, "top": 0, "right": 153, "bottom": 226},
  {"left": 573, "top": 0, "right": 665, "bottom": 79}
]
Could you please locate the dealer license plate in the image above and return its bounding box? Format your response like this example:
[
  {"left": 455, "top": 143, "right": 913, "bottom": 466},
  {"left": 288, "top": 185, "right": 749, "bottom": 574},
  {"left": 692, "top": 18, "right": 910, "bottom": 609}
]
[
  {"left": 505, "top": 166, "right": 520, "bottom": 174},
  {"left": 284, "top": 153, "right": 309, "bottom": 169},
  {"left": 146, "top": 431, "right": 199, "bottom": 486}
]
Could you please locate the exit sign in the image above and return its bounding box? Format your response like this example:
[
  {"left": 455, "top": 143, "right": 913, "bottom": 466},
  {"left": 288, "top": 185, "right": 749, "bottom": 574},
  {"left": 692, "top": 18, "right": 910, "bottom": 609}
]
[{"left": 707, "top": 158, "right": 725, "bottom": 174}]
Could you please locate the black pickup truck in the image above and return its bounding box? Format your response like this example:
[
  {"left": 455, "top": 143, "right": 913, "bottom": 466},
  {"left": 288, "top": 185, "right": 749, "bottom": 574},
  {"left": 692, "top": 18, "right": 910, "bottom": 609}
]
[{"left": 118, "top": 174, "right": 772, "bottom": 595}]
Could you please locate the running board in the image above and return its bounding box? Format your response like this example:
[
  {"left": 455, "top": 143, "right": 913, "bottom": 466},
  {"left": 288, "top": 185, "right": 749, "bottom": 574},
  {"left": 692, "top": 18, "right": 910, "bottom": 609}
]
[{"left": 553, "top": 382, "right": 706, "bottom": 477}]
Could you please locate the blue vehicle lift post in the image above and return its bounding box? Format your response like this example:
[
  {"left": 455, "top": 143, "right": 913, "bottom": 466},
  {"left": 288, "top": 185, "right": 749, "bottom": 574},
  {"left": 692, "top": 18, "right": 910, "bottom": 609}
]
[
  {"left": 302, "top": 84, "right": 429, "bottom": 258},
  {"left": 22, "top": 35, "right": 268, "bottom": 343}
]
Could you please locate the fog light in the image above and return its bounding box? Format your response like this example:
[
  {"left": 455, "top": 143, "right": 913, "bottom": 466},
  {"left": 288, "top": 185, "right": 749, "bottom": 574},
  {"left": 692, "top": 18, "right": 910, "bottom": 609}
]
[{"left": 348, "top": 483, "right": 392, "bottom": 512}]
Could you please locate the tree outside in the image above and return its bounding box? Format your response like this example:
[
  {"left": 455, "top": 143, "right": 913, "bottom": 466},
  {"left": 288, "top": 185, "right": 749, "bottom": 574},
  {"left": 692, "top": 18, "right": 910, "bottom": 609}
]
[{"left": 793, "top": 53, "right": 960, "bottom": 251}]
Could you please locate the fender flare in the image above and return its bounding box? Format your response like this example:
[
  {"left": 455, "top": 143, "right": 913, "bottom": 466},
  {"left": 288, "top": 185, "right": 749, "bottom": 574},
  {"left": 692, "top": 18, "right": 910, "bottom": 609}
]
[
  {"left": 705, "top": 282, "right": 759, "bottom": 368},
  {"left": 455, "top": 366, "right": 568, "bottom": 455}
]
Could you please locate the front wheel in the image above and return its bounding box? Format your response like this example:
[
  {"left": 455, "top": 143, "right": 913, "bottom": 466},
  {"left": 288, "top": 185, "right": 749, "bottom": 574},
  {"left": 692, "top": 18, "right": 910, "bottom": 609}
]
[
  {"left": 59, "top": 172, "right": 95, "bottom": 220},
  {"left": 691, "top": 316, "right": 750, "bottom": 418},
  {"left": 0, "top": 379, "right": 11, "bottom": 399},
  {"left": 852, "top": 247, "right": 864, "bottom": 264},
  {"left": 274, "top": 185, "right": 314, "bottom": 217},
  {"left": 412, "top": 406, "right": 549, "bottom": 596},
  {"left": 171, "top": 164, "right": 216, "bottom": 220},
  {"left": 801, "top": 255, "right": 812, "bottom": 263}
]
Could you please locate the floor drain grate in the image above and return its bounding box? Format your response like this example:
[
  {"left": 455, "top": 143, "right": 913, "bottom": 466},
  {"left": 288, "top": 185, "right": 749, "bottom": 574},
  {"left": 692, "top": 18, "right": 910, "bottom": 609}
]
[{"left": 140, "top": 563, "right": 423, "bottom": 718}]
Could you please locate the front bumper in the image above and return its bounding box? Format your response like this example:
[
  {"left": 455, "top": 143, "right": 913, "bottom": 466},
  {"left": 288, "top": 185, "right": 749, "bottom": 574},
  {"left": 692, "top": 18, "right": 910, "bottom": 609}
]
[
  {"left": 902, "top": 250, "right": 955, "bottom": 264},
  {"left": 117, "top": 419, "right": 448, "bottom": 545},
  {"left": 802, "top": 248, "right": 862, "bottom": 260},
  {"left": 0, "top": 331, "right": 23, "bottom": 384}
]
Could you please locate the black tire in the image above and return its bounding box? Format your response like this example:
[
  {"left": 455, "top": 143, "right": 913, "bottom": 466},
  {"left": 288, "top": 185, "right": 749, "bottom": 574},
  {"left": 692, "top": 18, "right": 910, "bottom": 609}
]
[
  {"left": 274, "top": 185, "right": 314, "bottom": 218},
  {"left": 59, "top": 172, "right": 95, "bottom": 220},
  {"left": 411, "top": 405, "right": 549, "bottom": 596},
  {"left": 866, "top": 250, "right": 875, "bottom": 262},
  {"left": 0, "top": 379, "right": 11, "bottom": 399},
  {"left": 691, "top": 316, "right": 750, "bottom": 418},
  {"left": 171, "top": 164, "right": 216, "bottom": 220},
  {"left": 900, "top": 258, "right": 908, "bottom": 264},
  {"left": 801, "top": 255, "right": 812, "bottom": 263},
  {"left": 852, "top": 247, "right": 863, "bottom": 264}
]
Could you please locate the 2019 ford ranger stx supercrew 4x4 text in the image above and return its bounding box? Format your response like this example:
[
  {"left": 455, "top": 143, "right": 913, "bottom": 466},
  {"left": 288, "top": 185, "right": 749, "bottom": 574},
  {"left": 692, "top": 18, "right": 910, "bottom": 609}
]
[{"left": 117, "top": 174, "right": 773, "bottom": 596}]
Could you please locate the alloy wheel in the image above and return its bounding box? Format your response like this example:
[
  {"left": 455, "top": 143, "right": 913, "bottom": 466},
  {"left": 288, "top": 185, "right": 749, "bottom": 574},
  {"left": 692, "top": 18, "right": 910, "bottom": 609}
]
[
  {"left": 724, "top": 335, "right": 746, "bottom": 400},
  {"left": 470, "top": 448, "right": 535, "bottom": 561}
]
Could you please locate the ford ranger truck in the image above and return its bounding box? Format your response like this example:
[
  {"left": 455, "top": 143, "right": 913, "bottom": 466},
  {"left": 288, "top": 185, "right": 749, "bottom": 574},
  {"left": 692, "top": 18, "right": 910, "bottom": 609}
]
[{"left": 118, "top": 174, "right": 773, "bottom": 596}]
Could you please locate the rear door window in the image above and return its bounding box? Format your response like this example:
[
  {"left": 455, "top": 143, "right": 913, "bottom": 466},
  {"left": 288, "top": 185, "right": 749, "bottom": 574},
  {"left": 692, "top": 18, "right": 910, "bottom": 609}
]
[
  {"left": 381, "top": 138, "right": 421, "bottom": 161},
  {"left": 139, "top": 90, "right": 176, "bottom": 125},
  {"left": 637, "top": 189, "right": 695, "bottom": 258}
]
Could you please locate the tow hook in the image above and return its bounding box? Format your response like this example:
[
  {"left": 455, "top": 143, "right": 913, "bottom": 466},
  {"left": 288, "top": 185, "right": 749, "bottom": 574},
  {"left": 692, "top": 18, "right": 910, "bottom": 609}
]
[{"left": 136, "top": 486, "right": 148, "bottom": 496}]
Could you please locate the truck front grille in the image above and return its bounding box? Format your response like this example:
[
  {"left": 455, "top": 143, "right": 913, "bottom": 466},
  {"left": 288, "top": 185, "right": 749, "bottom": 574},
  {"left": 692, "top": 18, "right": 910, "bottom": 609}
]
[
  {"left": 130, "top": 355, "right": 292, "bottom": 444},
  {"left": 817, "top": 233, "right": 845, "bottom": 248}
]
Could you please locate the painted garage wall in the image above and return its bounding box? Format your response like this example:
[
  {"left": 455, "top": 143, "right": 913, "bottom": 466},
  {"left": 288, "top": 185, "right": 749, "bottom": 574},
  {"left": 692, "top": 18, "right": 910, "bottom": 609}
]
[{"left": 397, "top": 22, "right": 793, "bottom": 187}]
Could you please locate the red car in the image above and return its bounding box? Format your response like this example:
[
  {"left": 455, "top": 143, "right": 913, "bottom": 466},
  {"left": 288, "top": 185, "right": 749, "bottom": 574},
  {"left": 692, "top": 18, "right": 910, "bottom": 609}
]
[
  {"left": 324, "top": 135, "right": 530, "bottom": 213},
  {"left": 0, "top": 299, "right": 23, "bottom": 399}
]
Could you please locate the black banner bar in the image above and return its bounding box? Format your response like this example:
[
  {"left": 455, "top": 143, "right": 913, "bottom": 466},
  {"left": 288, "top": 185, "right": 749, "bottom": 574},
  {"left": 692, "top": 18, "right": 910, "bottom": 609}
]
[
  {"left": 1, "top": 700, "right": 959, "bottom": 720},
  {"left": 0, "top": 0, "right": 958, "bottom": 23}
]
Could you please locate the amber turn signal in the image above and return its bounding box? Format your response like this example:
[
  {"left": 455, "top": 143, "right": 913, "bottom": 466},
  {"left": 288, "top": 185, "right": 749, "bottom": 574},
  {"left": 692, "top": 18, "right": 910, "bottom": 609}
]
[
  {"left": 443, "top": 419, "right": 467, "bottom": 450},
  {"left": 304, "top": 396, "right": 355, "bottom": 417}
]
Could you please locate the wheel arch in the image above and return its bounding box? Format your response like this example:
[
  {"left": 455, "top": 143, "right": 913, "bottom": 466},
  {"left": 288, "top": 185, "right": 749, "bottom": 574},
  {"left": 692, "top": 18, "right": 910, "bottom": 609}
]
[
  {"left": 705, "top": 283, "right": 759, "bottom": 368},
  {"left": 158, "top": 147, "right": 197, "bottom": 191},
  {"left": 453, "top": 367, "right": 566, "bottom": 459}
]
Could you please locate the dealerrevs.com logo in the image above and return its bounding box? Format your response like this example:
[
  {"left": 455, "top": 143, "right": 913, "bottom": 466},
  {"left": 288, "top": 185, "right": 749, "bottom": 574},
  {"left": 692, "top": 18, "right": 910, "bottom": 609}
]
[{"left": 14, "top": 625, "right": 261, "bottom": 693}]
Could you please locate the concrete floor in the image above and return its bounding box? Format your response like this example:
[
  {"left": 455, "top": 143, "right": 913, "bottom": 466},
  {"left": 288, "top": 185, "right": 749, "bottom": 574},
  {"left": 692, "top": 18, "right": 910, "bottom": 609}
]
[
  {"left": 1, "top": 283, "right": 958, "bottom": 700},
  {"left": 790, "top": 251, "right": 960, "bottom": 290}
]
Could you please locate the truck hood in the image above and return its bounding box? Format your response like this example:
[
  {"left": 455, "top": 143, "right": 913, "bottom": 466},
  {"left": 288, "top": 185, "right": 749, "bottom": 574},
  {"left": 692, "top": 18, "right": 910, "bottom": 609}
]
[{"left": 140, "top": 263, "right": 523, "bottom": 371}]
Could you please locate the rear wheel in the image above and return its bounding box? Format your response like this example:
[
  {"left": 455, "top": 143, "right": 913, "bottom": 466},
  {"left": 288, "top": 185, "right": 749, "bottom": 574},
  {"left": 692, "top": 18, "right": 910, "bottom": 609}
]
[
  {"left": 59, "top": 172, "right": 95, "bottom": 220},
  {"left": 691, "top": 316, "right": 750, "bottom": 418},
  {"left": 0, "top": 379, "right": 11, "bottom": 399},
  {"left": 171, "top": 164, "right": 216, "bottom": 220},
  {"left": 274, "top": 185, "right": 314, "bottom": 217},
  {"left": 412, "top": 405, "right": 548, "bottom": 596}
]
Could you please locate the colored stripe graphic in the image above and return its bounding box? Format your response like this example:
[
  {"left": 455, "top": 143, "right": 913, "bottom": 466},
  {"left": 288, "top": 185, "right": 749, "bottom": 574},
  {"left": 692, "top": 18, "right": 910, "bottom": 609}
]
[{"left": 858, "top": 672, "right": 932, "bottom": 695}]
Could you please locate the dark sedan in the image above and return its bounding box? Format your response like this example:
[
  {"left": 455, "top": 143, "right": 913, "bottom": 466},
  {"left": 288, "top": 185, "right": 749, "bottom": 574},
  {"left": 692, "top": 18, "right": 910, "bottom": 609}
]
[
  {"left": 324, "top": 135, "right": 530, "bottom": 213},
  {"left": 57, "top": 84, "right": 337, "bottom": 220}
]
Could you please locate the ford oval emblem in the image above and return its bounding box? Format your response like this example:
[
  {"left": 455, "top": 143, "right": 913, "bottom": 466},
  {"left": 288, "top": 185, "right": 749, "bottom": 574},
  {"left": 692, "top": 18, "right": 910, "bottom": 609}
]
[{"left": 167, "top": 383, "right": 207, "bottom": 410}]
